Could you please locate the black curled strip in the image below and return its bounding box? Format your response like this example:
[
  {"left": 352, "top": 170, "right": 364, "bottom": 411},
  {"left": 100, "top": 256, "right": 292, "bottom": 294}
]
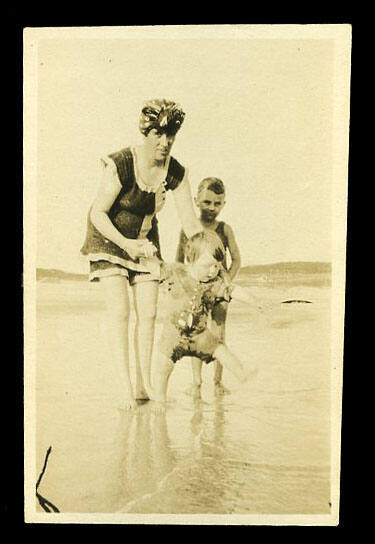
[
  {"left": 36, "top": 446, "right": 60, "bottom": 513},
  {"left": 281, "top": 300, "right": 312, "bottom": 304}
]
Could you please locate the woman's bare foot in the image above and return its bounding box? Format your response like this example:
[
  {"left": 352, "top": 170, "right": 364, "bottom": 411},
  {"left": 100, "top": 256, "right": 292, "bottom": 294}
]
[
  {"left": 214, "top": 382, "right": 231, "bottom": 396},
  {"left": 184, "top": 384, "right": 202, "bottom": 399}
]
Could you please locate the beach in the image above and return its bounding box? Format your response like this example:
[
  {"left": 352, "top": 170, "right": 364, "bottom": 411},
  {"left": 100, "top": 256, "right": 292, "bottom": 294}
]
[{"left": 34, "top": 273, "right": 331, "bottom": 515}]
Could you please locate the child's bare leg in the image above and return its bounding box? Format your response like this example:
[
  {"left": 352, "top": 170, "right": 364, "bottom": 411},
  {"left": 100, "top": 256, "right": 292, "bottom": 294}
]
[
  {"left": 192, "top": 358, "right": 203, "bottom": 387},
  {"left": 185, "top": 358, "right": 202, "bottom": 398},
  {"left": 151, "top": 355, "right": 175, "bottom": 413},
  {"left": 132, "top": 280, "right": 159, "bottom": 399},
  {"left": 100, "top": 276, "right": 137, "bottom": 410},
  {"left": 214, "top": 360, "right": 223, "bottom": 385},
  {"left": 212, "top": 343, "right": 257, "bottom": 384},
  {"left": 213, "top": 361, "right": 231, "bottom": 395},
  {"left": 211, "top": 314, "right": 230, "bottom": 395}
]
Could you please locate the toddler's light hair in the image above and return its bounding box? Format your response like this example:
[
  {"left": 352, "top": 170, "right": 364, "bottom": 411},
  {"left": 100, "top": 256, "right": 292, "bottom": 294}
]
[{"left": 184, "top": 231, "right": 225, "bottom": 264}]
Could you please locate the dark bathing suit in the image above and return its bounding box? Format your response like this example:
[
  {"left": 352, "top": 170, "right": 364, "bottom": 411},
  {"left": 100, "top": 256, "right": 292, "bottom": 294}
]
[{"left": 81, "top": 147, "right": 185, "bottom": 283}]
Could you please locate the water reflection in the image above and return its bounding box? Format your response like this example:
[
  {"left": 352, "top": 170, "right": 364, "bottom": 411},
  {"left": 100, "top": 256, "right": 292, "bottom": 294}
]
[
  {"left": 36, "top": 280, "right": 331, "bottom": 514},
  {"left": 184, "top": 398, "right": 235, "bottom": 513},
  {"left": 189, "top": 398, "right": 226, "bottom": 447},
  {"left": 115, "top": 403, "right": 177, "bottom": 512},
  {"left": 113, "top": 399, "right": 232, "bottom": 514},
  {"left": 59, "top": 393, "right": 329, "bottom": 514}
]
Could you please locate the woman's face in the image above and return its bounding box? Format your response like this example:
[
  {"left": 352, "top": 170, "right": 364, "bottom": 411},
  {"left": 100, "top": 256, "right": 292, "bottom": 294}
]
[{"left": 144, "top": 128, "right": 176, "bottom": 162}]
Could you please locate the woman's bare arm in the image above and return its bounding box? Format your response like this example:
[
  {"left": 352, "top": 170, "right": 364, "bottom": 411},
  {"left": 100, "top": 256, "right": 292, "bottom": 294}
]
[
  {"left": 90, "top": 159, "right": 154, "bottom": 257},
  {"left": 225, "top": 224, "right": 242, "bottom": 280},
  {"left": 172, "top": 171, "right": 202, "bottom": 238}
]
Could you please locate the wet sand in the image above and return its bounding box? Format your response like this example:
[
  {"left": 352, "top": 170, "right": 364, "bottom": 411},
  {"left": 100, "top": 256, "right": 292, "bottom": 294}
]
[{"left": 35, "top": 278, "right": 331, "bottom": 514}]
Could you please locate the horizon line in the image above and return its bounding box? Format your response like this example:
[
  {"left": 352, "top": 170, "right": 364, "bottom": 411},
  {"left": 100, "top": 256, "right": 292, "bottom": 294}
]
[{"left": 36, "top": 260, "right": 332, "bottom": 275}]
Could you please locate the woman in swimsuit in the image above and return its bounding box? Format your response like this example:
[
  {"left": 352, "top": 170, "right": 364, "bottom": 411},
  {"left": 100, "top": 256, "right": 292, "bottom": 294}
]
[{"left": 81, "top": 99, "right": 202, "bottom": 409}]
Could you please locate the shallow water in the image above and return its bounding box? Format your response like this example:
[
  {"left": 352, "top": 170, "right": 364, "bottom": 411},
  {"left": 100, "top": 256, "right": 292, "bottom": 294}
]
[{"left": 34, "top": 281, "right": 331, "bottom": 514}]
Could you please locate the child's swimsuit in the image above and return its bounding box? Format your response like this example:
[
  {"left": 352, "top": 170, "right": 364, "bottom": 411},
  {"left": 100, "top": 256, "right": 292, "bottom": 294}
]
[{"left": 158, "top": 264, "right": 232, "bottom": 363}]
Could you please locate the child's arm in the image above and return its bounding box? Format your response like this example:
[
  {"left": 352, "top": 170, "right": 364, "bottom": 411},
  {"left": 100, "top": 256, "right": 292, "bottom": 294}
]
[
  {"left": 215, "top": 269, "right": 270, "bottom": 309},
  {"left": 224, "top": 224, "right": 241, "bottom": 281},
  {"left": 231, "top": 285, "right": 276, "bottom": 311},
  {"left": 231, "top": 285, "right": 259, "bottom": 305},
  {"left": 214, "top": 267, "right": 234, "bottom": 302}
]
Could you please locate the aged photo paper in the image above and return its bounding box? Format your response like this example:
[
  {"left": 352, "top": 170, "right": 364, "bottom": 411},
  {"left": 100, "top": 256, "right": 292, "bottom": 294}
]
[{"left": 24, "top": 24, "right": 351, "bottom": 525}]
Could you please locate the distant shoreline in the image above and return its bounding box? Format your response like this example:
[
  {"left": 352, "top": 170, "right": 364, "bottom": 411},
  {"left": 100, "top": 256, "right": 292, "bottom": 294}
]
[{"left": 36, "top": 262, "right": 332, "bottom": 284}]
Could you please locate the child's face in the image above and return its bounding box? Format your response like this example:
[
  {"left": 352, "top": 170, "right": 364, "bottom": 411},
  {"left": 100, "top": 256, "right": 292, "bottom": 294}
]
[
  {"left": 190, "top": 250, "right": 221, "bottom": 282},
  {"left": 195, "top": 189, "right": 225, "bottom": 223}
]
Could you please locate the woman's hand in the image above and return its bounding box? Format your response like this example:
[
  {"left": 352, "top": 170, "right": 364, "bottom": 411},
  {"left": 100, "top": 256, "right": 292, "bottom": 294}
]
[
  {"left": 123, "top": 239, "right": 157, "bottom": 260},
  {"left": 139, "top": 255, "right": 162, "bottom": 276}
]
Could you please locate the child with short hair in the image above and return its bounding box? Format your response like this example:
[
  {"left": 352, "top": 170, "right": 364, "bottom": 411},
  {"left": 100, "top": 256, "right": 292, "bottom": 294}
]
[
  {"left": 176, "top": 177, "right": 241, "bottom": 398},
  {"left": 150, "top": 230, "right": 258, "bottom": 413}
]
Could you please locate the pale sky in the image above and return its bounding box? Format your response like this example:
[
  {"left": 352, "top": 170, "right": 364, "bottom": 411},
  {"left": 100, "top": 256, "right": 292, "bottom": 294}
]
[{"left": 35, "top": 30, "right": 336, "bottom": 272}]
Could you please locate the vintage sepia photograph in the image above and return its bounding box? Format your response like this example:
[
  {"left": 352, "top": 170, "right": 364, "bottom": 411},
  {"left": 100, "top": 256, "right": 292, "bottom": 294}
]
[{"left": 23, "top": 24, "right": 351, "bottom": 525}]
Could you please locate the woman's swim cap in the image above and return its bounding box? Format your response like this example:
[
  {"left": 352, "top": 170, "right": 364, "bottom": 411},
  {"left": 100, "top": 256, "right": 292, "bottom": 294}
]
[{"left": 139, "top": 99, "right": 185, "bottom": 136}]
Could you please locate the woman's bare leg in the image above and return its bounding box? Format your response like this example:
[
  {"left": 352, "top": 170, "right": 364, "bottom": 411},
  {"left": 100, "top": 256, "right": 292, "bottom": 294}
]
[
  {"left": 100, "top": 275, "right": 136, "bottom": 410},
  {"left": 132, "top": 280, "right": 159, "bottom": 399},
  {"left": 133, "top": 320, "right": 148, "bottom": 400}
]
